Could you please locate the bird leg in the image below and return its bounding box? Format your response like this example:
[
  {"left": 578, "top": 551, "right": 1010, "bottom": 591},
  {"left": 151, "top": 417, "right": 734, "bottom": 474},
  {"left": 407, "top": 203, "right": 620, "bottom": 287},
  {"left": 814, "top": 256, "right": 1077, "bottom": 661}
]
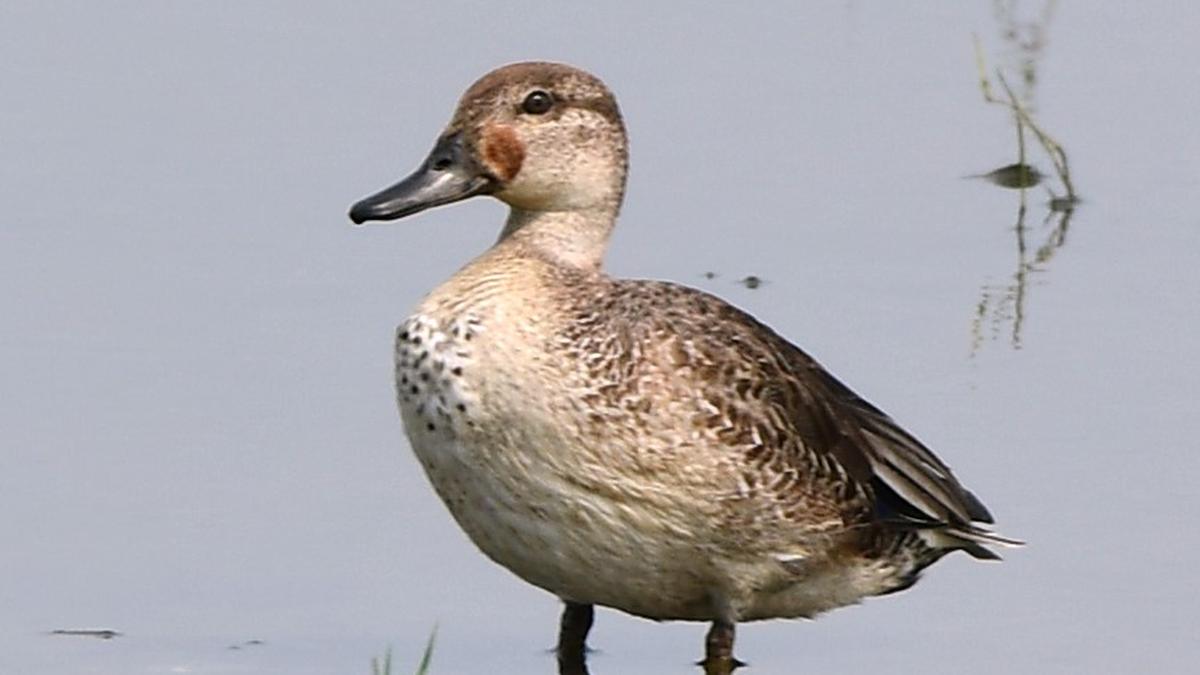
[
  {"left": 556, "top": 601, "right": 594, "bottom": 675},
  {"left": 700, "top": 620, "right": 745, "bottom": 674}
]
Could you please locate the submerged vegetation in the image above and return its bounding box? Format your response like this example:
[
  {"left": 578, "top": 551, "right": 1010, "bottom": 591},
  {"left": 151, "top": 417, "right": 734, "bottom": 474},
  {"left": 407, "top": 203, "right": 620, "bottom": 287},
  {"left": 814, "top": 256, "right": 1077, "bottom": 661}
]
[
  {"left": 972, "top": 36, "right": 1076, "bottom": 206},
  {"left": 969, "top": 0, "right": 1079, "bottom": 355},
  {"left": 372, "top": 628, "right": 437, "bottom": 675}
]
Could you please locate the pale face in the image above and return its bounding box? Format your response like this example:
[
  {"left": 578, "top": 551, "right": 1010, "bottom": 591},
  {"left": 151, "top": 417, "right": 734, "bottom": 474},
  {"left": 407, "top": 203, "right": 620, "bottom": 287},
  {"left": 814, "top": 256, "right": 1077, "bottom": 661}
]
[
  {"left": 348, "top": 62, "right": 627, "bottom": 225},
  {"left": 450, "top": 64, "right": 628, "bottom": 213},
  {"left": 467, "top": 91, "right": 625, "bottom": 212}
]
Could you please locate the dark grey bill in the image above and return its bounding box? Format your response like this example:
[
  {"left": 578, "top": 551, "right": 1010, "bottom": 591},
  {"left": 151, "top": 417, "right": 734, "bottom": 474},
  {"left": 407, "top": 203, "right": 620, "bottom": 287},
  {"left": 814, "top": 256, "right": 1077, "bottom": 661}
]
[{"left": 349, "top": 132, "right": 494, "bottom": 224}]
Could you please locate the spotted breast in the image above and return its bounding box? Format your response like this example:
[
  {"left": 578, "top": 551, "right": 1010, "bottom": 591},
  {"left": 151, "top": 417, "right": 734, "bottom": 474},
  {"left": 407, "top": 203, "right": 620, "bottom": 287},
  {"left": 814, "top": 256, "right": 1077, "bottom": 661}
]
[{"left": 395, "top": 313, "right": 480, "bottom": 439}]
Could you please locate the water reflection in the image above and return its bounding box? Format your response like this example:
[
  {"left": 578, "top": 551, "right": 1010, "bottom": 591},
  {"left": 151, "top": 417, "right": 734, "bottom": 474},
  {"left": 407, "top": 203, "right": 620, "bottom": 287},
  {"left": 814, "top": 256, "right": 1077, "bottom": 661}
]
[
  {"left": 971, "top": 204, "right": 1074, "bottom": 353},
  {"left": 556, "top": 650, "right": 741, "bottom": 675},
  {"left": 991, "top": 0, "right": 1058, "bottom": 104},
  {"left": 701, "top": 655, "right": 742, "bottom": 675},
  {"left": 556, "top": 626, "right": 742, "bottom": 675},
  {"left": 969, "top": 0, "right": 1078, "bottom": 354}
]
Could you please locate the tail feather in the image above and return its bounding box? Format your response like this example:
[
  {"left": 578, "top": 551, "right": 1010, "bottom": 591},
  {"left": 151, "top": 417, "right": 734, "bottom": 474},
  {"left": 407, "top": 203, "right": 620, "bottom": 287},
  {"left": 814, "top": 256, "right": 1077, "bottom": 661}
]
[{"left": 920, "top": 525, "right": 1024, "bottom": 561}]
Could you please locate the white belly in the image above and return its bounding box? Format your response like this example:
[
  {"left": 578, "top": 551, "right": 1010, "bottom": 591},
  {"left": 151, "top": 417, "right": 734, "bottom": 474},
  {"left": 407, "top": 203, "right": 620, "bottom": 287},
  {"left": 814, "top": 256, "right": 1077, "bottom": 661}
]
[{"left": 394, "top": 313, "right": 719, "bottom": 618}]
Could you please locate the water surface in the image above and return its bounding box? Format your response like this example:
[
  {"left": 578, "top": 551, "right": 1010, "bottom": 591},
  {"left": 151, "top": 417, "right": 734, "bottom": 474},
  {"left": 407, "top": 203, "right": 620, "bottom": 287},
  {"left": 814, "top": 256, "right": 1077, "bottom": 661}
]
[{"left": 3, "top": 2, "right": 1198, "bottom": 674}]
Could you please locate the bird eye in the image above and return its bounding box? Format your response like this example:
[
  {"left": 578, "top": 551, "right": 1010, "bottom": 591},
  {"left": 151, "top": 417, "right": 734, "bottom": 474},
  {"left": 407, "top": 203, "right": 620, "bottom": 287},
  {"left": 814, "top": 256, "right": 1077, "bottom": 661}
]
[{"left": 521, "top": 90, "right": 554, "bottom": 115}]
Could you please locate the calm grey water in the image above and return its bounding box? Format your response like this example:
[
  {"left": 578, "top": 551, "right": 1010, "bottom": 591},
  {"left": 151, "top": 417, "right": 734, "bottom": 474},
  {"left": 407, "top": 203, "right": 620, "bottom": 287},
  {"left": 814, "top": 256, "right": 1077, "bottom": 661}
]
[{"left": 3, "top": 2, "right": 1198, "bottom": 674}]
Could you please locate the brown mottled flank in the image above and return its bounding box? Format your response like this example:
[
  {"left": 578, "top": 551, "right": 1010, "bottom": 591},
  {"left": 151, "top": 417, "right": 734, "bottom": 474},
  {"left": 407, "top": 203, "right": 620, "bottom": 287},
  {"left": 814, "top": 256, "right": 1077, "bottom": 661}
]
[
  {"left": 481, "top": 124, "right": 525, "bottom": 181},
  {"left": 366, "top": 61, "right": 1017, "bottom": 665}
]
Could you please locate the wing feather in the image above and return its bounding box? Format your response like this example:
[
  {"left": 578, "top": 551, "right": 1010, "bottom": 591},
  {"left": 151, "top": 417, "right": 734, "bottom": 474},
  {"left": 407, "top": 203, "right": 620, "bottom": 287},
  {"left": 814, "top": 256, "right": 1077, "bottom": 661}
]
[{"left": 681, "top": 284, "right": 1016, "bottom": 553}]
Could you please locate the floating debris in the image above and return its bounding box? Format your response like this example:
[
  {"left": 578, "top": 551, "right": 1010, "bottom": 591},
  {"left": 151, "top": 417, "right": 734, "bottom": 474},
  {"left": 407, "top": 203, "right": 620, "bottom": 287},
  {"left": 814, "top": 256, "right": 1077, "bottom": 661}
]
[
  {"left": 228, "top": 639, "right": 266, "bottom": 650},
  {"left": 1048, "top": 194, "right": 1079, "bottom": 212},
  {"left": 49, "top": 628, "right": 121, "bottom": 640},
  {"left": 739, "top": 275, "right": 764, "bottom": 290},
  {"left": 968, "top": 163, "right": 1044, "bottom": 189}
]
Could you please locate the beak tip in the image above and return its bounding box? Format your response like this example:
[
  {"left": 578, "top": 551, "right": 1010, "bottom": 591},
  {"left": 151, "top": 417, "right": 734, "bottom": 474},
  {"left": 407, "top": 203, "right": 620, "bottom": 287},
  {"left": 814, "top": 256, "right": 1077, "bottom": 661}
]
[{"left": 348, "top": 201, "right": 380, "bottom": 225}]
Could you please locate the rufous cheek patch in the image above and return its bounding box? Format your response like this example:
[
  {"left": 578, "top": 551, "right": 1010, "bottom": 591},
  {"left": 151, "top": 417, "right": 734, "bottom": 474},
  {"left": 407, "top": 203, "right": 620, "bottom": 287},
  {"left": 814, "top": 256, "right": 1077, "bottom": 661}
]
[{"left": 481, "top": 124, "right": 525, "bottom": 181}]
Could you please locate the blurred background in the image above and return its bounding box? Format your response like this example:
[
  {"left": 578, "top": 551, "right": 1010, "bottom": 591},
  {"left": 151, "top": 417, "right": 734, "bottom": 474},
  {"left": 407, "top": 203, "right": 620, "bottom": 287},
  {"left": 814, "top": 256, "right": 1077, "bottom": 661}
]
[{"left": 2, "top": 2, "right": 1198, "bottom": 674}]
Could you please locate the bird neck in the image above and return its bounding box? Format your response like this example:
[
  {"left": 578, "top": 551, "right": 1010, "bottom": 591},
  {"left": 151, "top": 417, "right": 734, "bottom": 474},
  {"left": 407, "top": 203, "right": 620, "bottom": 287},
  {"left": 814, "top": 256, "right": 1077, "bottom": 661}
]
[{"left": 497, "top": 206, "right": 619, "bottom": 272}]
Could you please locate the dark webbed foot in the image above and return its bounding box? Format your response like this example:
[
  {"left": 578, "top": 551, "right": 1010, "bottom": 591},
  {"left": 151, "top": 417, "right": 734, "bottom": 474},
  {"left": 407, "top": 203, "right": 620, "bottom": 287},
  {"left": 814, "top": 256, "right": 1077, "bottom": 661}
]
[
  {"left": 699, "top": 620, "right": 745, "bottom": 675},
  {"left": 556, "top": 602, "right": 594, "bottom": 675}
]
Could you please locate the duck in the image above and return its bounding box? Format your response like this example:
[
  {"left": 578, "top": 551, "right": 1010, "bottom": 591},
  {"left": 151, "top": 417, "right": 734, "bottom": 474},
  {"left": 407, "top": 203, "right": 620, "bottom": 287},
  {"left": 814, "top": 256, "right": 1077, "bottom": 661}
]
[{"left": 349, "top": 61, "right": 1017, "bottom": 671}]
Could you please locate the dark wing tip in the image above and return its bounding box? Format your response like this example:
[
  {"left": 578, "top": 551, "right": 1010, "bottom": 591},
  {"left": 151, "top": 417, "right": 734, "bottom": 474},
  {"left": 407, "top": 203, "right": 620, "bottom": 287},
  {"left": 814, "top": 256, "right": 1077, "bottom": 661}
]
[{"left": 962, "top": 488, "right": 995, "bottom": 524}]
